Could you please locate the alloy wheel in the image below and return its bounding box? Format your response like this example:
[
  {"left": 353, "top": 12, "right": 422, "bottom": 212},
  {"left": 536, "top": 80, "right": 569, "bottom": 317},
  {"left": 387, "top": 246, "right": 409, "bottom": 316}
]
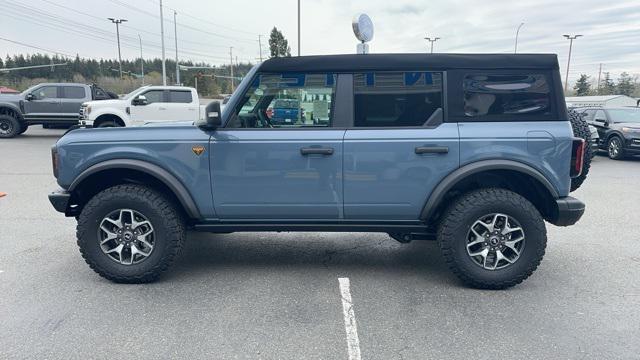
[
  {"left": 466, "top": 213, "right": 525, "bottom": 270},
  {"left": 608, "top": 138, "right": 621, "bottom": 158},
  {"left": 0, "top": 119, "right": 13, "bottom": 136},
  {"left": 98, "top": 209, "right": 155, "bottom": 265}
]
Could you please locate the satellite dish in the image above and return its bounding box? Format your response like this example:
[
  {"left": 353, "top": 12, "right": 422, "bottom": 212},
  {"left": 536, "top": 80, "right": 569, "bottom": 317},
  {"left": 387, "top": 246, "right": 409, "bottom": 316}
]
[{"left": 352, "top": 13, "right": 374, "bottom": 43}]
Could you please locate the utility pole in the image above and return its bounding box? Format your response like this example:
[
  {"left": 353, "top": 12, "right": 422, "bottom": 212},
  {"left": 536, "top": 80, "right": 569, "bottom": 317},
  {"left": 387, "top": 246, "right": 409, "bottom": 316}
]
[
  {"left": 563, "top": 34, "right": 582, "bottom": 93},
  {"left": 229, "top": 47, "right": 234, "bottom": 92},
  {"left": 258, "top": 35, "right": 263, "bottom": 62},
  {"left": 108, "top": 18, "right": 127, "bottom": 79},
  {"left": 138, "top": 34, "right": 144, "bottom": 85},
  {"left": 297, "top": 0, "right": 301, "bottom": 56},
  {"left": 597, "top": 63, "right": 602, "bottom": 95},
  {"left": 159, "top": 0, "right": 167, "bottom": 85},
  {"left": 514, "top": 22, "right": 525, "bottom": 54},
  {"left": 173, "top": 10, "right": 180, "bottom": 85},
  {"left": 424, "top": 37, "right": 440, "bottom": 54}
]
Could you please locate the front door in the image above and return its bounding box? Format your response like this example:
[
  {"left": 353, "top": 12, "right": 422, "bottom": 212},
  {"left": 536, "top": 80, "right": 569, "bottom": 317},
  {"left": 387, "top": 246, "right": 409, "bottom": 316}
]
[
  {"left": 129, "top": 89, "right": 174, "bottom": 125},
  {"left": 343, "top": 71, "right": 460, "bottom": 220},
  {"left": 211, "top": 72, "right": 344, "bottom": 219},
  {"left": 23, "top": 85, "right": 61, "bottom": 122}
]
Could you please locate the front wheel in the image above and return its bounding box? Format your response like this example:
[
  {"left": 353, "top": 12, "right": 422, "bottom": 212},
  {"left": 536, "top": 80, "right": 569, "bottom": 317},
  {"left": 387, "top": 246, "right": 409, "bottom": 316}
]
[
  {"left": 0, "top": 115, "right": 20, "bottom": 138},
  {"left": 607, "top": 136, "right": 625, "bottom": 160},
  {"left": 76, "top": 184, "right": 185, "bottom": 283},
  {"left": 438, "top": 188, "right": 547, "bottom": 289}
]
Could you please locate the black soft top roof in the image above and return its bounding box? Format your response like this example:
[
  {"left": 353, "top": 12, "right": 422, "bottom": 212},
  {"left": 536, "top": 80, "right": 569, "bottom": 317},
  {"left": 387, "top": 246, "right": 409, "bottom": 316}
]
[{"left": 259, "top": 53, "right": 559, "bottom": 73}]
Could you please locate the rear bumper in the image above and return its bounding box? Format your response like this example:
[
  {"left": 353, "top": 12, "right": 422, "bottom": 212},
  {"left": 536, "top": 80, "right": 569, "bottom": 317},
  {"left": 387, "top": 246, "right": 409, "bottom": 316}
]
[
  {"left": 550, "top": 196, "right": 585, "bottom": 226},
  {"left": 48, "top": 190, "right": 70, "bottom": 213}
]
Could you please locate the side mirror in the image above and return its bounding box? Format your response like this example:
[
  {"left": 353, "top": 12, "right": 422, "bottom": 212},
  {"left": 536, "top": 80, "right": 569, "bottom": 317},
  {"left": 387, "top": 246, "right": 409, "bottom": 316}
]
[
  {"left": 26, "top": 93, "right": 35, "bottom": 101},
  {"left": 198, "top": 101, "right": 222, "bottom": 130},
  {"left": 132, "top": 95, "right": 148, "bottom": 106}
]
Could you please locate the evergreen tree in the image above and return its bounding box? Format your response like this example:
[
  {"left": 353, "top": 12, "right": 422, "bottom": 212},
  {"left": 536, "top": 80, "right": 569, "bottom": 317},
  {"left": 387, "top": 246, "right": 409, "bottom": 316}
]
[
  {"left": 573, "top": 74, "right": 591, "bottom": 96},
  {"left": 269, "top": 27, "right": 291, "bottom": 58},
  {"left": 600, "top": 72, "right": 616, "bottom": 95},
  {"left": 616, "top": 72, "right": 635, "bottom": 96}
]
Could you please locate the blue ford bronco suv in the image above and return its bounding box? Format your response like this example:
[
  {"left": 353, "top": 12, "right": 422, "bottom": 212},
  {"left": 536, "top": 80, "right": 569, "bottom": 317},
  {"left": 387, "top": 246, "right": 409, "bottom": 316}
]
[{"left": 49, "top": 54, "right": 587, "bottom": 289}]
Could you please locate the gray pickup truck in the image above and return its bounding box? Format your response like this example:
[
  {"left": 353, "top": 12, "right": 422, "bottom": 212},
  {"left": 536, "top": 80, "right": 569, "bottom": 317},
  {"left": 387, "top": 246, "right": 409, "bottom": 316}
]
[{"left": 0, "top": 83, "right": 115, "bottom": 138}]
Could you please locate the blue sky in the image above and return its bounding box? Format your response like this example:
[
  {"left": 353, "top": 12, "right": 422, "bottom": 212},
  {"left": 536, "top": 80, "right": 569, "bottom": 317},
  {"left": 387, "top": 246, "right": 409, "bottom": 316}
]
[{"left": 1, "top": 0, "right": 639, "bottom": 84}]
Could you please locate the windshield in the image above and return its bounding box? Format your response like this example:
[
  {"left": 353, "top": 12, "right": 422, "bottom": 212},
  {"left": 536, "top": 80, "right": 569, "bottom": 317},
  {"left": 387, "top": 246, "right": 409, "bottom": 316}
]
[
  {"left": 608, "top": 109, "right": 640, "bottom": 124},
  {"left": 122, "top": 86, "right": 149, "bottom": 100}
]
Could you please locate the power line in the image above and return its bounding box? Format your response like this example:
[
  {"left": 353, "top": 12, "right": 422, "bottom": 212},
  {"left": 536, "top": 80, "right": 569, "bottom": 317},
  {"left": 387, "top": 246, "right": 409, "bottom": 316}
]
[{"left": 0, "top": 37, "right": 77, "bottom": 58}]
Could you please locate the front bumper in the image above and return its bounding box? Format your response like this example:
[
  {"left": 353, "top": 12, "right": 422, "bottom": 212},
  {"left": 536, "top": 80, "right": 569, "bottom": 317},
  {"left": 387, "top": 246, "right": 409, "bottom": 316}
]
[
  {"left": 550, "top": 196, "right": 585, "bottom": 226},
  {"left": 48, "top": 190, "right": 70, "bottom": 213}
]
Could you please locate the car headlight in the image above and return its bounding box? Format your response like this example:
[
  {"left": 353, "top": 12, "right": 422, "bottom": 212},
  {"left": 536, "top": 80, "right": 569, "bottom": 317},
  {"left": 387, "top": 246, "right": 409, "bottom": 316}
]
[{"left": 622, "top": 127, "right": 640, "bottom": 133}]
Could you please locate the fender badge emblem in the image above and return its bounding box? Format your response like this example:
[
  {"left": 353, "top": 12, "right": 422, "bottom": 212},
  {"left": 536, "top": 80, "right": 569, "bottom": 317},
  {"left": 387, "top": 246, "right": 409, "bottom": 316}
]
[{"left": 192, "top": 145, "right": 205, "bottom": 156}]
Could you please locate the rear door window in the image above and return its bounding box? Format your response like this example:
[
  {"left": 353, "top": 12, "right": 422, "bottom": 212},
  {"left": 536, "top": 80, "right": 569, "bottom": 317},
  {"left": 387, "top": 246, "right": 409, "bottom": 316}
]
[
  {"left": 62, "top": 86, "right": 86, "bottom": 99},
  {"left": 462, "top": 73, "right": 553, "bottom": 120},
  {"left": 353, "top": 71, "right": 443, "bottom": 127},
  {"left": 169, "top": 90, "right": 193, "bottom": 103}
]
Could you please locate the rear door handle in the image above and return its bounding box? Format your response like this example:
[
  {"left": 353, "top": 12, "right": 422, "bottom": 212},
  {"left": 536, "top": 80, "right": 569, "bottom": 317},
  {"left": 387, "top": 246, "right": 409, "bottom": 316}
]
[
  {"left": 415, "top": 146, "right": 449, "bottom": 154},
  {"left": 300, "top": 147, "right": 334, "bottom": 156}
]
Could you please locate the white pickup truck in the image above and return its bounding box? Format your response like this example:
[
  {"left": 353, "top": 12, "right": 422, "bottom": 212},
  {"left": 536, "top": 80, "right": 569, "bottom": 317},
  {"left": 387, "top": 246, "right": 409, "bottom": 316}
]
[{"left": 79, "top": 85, "right": 205, "bottom": 127}]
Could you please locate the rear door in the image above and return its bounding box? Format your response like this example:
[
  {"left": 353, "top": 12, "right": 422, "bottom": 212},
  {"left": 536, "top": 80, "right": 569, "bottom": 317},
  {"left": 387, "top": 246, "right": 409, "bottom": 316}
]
[
  {"left": 343, "top": 71, "right": 460, "bottom": 220},
  {"left": 60, "top": 85, "right": 88, "bottom": 121},
  {"left": 166, "top": 89, "right": 199, "bottom": 121},
  {"left": 22, "top": 85, "right": 62, "bottom": 121},
  {"left": 210, "top": 72, "right": 345, "bottom": 219}
]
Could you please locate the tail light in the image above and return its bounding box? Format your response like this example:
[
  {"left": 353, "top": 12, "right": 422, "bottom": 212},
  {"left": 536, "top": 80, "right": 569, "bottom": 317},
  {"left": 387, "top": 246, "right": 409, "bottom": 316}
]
[
  {"left": 51, "top": 145, "right": 59, "bottom": 178},
  {"left": 570, "top": 138, "right": 585, "bottom": 178}
]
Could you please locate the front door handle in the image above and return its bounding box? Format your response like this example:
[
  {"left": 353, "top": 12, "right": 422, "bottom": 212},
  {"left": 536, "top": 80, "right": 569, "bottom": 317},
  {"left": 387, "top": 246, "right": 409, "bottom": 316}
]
[
  {"left": 415, "top": 146, "right": 449, "bottom": 154},
  {"left": 300, "top": 147, "right": 334, "bottom": 156},
  {"left": 158, "top": 107, "right": 167, "bottom": 110}
]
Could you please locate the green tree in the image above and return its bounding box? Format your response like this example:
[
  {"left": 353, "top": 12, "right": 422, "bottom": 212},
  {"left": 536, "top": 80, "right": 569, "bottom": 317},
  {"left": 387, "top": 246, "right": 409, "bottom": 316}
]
[
  {"left": 600, "top": 72, "right": 616, "bottom": 95},
  {"left": 573, "top": 74, "right": 591, "bottom": 96},
  {"left": 616, "top": 72, "right": 635, "bottom": 96},
  {"left": 269, "top": 27, "right": 291, "bottom": 58}
]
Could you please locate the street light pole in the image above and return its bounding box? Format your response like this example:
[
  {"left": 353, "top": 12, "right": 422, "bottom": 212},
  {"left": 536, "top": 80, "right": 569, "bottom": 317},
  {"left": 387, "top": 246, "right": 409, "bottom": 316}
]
[
  {"left": 424, "top": 37, "right": 440, "bottom": 54},
  {"left": 258, "top": 35, "right": 263, "bottom": 62},
  {"left": 173, "top": 10, "right": 180, "bottom": 85},
  {"left": 514, "top": 22, "right": 524, "bottom": 54},
  {"left": 138, "top": 34, "right": 144, "bottom": 85},
  {"left": 159, "top": 0, "right": 167, "bottom": 85},
  {"left": 297, "top": 0, "right": 301, "bottom": 56},
  {"left": 108, "top": 18, "right": 127, "bottom": 79},
  {"left": 563, "top": 34, "right": 582, "bottom": 93}
]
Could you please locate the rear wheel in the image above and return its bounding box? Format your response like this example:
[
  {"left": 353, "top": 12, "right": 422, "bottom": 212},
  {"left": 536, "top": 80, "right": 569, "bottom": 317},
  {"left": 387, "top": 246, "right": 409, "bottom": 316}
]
[
  {"left": 76, "top": 184, "right": 185, "bottom": 283},
  {"left": 607, "top": 136, "right": 625, "bottom": 160},
  {"left": 438, "top": 188, "right": 547, "bottom": 289},
  {"left": 0, "top": 115, "right": 20, "bottom": 138}
]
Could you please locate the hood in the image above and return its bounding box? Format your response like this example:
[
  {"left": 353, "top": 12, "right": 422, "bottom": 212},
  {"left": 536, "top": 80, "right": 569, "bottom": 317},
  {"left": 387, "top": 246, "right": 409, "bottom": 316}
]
[
  {"left": 56, "top": 124, "right": 203, "bottom": 147},
  {"left": 83, "top": 99, "right": 127, "bottom": 107},
  {"left": 143, "top": 120, "right": 195, "bottom": 127},
  {"left": 0, "top": 93, "right": 23, "bottom": 103}
]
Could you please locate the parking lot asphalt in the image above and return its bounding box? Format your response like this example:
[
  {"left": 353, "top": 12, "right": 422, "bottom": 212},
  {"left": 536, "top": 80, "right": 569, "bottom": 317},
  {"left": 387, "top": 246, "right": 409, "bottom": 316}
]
[{"left": 1, "top": 126, "right": 639, "bottom": 360}]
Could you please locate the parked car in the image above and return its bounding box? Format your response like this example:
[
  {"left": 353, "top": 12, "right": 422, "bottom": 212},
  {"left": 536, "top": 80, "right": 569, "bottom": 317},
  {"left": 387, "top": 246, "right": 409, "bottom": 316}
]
[
  {"left": 576, "top": 107, "right": 640, "bottom": 159},
  {"left": 79, "top": 85, "right": 203, "bottom": 128},
  {"left": 268, "top": 99, "right": 304, "bottom": 125},
  {"left": 588, "top": 124, "right": 599, "bottom": 156},
  {"left": 49, "top": 54, "right": 586, "bottom": 289},
  {"left": 0, "top": 83, "right": 115, "bottom": 138}
]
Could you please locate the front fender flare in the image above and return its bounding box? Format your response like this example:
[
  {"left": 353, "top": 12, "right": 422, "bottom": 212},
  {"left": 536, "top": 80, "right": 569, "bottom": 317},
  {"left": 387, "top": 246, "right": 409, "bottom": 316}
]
[
  {"left": 0, "top": 102, "right": 24, "bottom": 120},
  {"left": 420, "top": 159, "right": 559, "bottom": 221},
  {"left": 68, "top": 159, "right": 201, "bottom": 219}
]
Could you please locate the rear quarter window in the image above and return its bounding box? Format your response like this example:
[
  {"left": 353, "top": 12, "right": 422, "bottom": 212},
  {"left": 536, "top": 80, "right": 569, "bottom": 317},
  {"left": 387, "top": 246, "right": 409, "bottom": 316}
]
[{"left": 448, "top": 71, "right": 558, "bottom": 122}]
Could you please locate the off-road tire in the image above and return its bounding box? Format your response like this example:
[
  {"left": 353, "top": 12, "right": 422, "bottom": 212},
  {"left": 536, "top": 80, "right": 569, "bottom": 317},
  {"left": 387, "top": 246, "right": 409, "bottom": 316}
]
[
  {"left": 438, "top": 188, "right": 547, "bottom": 289},
  {"left": 568, "top": 109, "right": 592, "bottom": 191},
  {"left": 76, "top": 184, "right": 185, "bottom": 283},
  {"left": 97, "top": 120, "right": 119, "bottom": 128},
  {"left": 0, "top": 114, "right": 20, "bottom": 138},
  {"left": 607, "top": 135, "right": 625, "bottom": 160}
]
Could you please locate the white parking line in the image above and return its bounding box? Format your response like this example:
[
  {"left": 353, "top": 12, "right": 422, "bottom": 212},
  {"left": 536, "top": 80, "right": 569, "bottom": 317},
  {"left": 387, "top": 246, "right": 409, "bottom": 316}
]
[{"left": 338, "top": 277, "right": 362, "bottom": 360}]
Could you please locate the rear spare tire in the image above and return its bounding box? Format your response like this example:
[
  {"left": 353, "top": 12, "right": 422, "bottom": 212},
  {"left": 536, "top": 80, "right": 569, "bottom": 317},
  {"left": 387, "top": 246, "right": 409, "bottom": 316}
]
[{"left": 568, "top": 109, "right": 592, "bottom": 191}]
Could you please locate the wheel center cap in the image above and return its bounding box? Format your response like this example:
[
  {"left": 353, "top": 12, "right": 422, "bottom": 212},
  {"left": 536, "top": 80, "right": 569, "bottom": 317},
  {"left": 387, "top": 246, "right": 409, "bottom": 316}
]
[
  {"left": 489, "top": 237, "right": 500, "bottom": 246},
  {"left": 123, "top": 232, "right": 133, "bottom": 241}
]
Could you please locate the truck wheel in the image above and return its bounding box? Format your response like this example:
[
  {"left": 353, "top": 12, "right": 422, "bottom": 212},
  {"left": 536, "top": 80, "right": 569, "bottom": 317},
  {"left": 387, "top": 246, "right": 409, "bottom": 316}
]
[
  {"left": 568, "top": 109, "right": 592, "bottom": 192},
  {"left": 0, "top": 115, "right": 20, "bottom": 138},
  {"left": 438, "top": 188, "right": 547, "bottom": 289},
  {"left": 607, "top": 136, "right": 625, "bottom": 160},
  {"left": 76, "top": 184, "right": 185, "bottom": 283},
  {"left": 97, "top": 121, "right": 119, "bottom": 128}
]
